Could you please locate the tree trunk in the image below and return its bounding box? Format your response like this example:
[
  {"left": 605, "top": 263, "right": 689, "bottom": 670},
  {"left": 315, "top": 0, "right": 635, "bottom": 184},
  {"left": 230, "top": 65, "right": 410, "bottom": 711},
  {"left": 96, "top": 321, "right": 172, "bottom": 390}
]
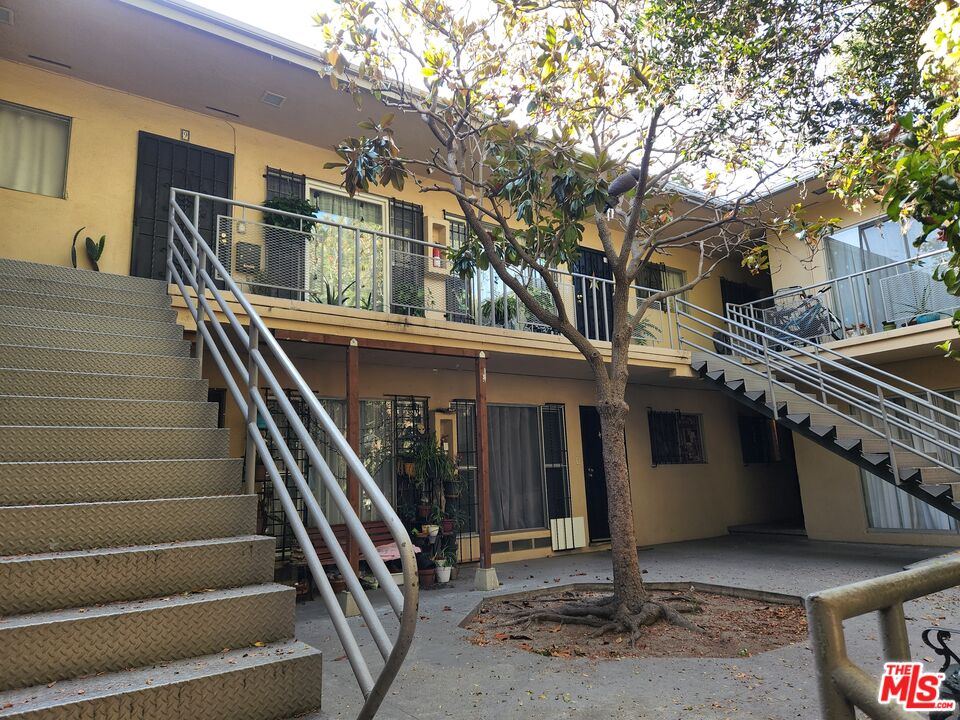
[{"left": 596, "top": 390, "right": 648, "bottom": 610}]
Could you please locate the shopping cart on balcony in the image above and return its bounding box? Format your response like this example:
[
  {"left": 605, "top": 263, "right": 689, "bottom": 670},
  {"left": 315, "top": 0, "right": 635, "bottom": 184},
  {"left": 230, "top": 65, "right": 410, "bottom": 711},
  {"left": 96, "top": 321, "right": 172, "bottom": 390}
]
[{"left": 762, "top": 286, "right": 844, "bottom": 348}]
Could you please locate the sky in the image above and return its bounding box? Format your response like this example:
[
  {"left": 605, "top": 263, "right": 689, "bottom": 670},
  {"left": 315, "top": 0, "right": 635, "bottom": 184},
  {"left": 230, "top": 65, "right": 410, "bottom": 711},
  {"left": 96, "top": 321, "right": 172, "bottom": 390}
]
[{"left": 191, "top": 0, "right": 333, "bottom": 49}]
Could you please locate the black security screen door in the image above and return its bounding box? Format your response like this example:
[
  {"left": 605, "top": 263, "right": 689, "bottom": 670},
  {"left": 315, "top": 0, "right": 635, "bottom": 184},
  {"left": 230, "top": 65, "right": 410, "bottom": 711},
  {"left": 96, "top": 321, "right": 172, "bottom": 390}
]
[
  {"left": 132, "top": 131, "right": 233, "bottom": 281},
  {"left": 579, "top": 406, "right": 610, "bottom": 542},
  {"left": 570, "top": 247, "right": 614, "bottom": 341}
]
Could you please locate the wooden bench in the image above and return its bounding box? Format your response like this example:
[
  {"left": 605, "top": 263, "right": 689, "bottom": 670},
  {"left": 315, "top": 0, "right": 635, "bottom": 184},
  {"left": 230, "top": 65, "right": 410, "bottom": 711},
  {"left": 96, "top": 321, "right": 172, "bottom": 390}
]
[{"left": 305, "top": 520, "right": 396, "bottom": 568}]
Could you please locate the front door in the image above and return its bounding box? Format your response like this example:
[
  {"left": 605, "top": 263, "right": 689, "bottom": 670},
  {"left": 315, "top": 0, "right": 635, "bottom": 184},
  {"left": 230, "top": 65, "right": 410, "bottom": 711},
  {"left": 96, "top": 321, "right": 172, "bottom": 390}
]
[
  {"left": 131, "top": 132, "right": 233, "bottom": 281},
  {"left": 579, "top": 406, "right": 610, "bottom": 542},
  {"left": 570, "top": 247, "right": 614, "bottom": 341}
]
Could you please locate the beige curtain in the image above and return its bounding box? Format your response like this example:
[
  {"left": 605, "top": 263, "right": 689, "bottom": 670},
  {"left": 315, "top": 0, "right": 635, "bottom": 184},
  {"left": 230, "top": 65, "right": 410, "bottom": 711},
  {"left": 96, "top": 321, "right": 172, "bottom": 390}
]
[{"left": 0, "top": 103, "right": 69, "bottom": 197}]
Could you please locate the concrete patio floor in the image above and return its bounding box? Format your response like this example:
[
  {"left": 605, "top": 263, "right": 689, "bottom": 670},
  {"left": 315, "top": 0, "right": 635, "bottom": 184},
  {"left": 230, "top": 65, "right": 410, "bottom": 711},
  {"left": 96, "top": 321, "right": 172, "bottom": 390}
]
[{"left": 294, "top": 534, "right": 960, "bottom": 719}]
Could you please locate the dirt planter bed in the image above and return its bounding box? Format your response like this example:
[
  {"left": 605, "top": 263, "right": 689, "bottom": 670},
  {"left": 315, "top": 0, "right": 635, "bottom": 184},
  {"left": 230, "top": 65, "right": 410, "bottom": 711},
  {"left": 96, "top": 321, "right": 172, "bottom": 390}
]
[{"left": 461, "top": 582, "right": 808, "bottom": 660}]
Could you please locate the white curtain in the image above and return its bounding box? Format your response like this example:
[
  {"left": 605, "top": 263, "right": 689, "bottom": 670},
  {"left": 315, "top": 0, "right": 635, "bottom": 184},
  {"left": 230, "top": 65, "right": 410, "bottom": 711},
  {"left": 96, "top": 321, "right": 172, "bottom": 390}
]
[
  {"left": 0, "top": 103, "right": 69, "bottom": 197},
  {"left": 860, "top": 390, "right": 960, "bottom": 533}
]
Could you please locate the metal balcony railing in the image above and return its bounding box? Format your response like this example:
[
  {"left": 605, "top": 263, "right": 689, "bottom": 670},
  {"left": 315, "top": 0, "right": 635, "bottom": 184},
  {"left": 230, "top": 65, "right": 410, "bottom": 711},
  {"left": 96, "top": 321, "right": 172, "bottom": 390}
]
[
  {"left": 201, "top": 197, "right": 670, "bottom": 348},
  {"left": 731, "top": 249, "right": 954, "bottom": 343},
  {"left": 166, "top": 189, "right": 418, "bottom": 720}
]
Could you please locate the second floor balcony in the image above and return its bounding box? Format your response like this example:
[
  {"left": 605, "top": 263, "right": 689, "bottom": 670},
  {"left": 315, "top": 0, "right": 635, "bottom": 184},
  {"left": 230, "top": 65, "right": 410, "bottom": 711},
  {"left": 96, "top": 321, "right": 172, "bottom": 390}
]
[{"left": 208, "top": 197, "right": 677, "bottom": 352}]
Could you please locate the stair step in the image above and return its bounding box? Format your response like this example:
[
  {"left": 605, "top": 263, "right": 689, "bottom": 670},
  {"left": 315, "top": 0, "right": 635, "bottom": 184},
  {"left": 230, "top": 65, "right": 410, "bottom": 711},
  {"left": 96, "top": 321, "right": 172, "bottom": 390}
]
[
  {"left": 0, "top": 583, "right": 294, "bottom": 692},
  {"left": 915, "top": 467, "right": 960, "bottom": 485},
  {"left": 0, "top": 427, "right": 229, "bottom": 462},
  {"left": 0, "top": 640, "right": 323, "bottom": 720},
  {"left": 0, "top": 344, "right": 200, "bottom": 378},
  {"left": 918, "top": 483, "right": 954, "bottom": 500},
  {"left": 0, "top": 396, "right": 219, "bottom": 428},
  {"left": 0, "top": 458, "right": 243, "bottom": 506},
  {"left": 0, "top": 495, "right": 256, "bottom": 554},
  {"left": 808, "top": 424, "right": 837, "bottom": 440},
  {"left": 0, "top": 457, "right": 241, "bottom": 505},
  {"left": 0, "top": 368, "right": 207, "bottom": 401},
  {"left": 0, "top": 305, "right": 182, "bottom": 339},
  {"left": 0, "top": 323, "right": 191, "bottom": 356},
  {"left": 860, "top": 451, "right": 932, "bottom": 474},
  {"left": 0, "top": 273, "right": 172, "bottom": 308},
  {"left": 0, "top": 258, "right": 164, "bottom": 293},
  {"left": 0, "top": 535, "right": 274, "bottom": 615},
  {"left": 0, "top": 288, "right": 177, "bottom": 323}
]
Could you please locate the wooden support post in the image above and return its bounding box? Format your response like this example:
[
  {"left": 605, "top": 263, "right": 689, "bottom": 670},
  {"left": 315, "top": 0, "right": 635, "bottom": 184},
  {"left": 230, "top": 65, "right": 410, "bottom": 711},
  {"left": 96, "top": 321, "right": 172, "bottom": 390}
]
[
  {"left": 346, "top": 339, "right": 361, "bottom": 575},
  {"left": 475, "top": 351, "right": 493, "bottom": 570}
]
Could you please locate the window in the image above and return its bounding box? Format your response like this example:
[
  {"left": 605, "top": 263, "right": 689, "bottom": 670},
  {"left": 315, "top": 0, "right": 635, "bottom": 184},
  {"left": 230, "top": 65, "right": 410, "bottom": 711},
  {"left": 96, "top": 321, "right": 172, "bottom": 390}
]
[
  {"left": 541, "top": 404, "right": 572, "bottom": 520},
  {"left": 860, "top": 390, "right": 960, "bottom": 533},
  {"left": 0, "top": 101, "right": 70, "bottom": 197},
  {"left": 488, "top": 405, "right": 546, "bottom": 531},
  {"left": 306, "top": 181, "right": 388, "bottom": 309},
  {"left": 648, "top": 410, "right": 705, "bottom": 465},
  {"left": 824, "top": 217, "right": 949, "bottom": 329},
  {"left": 637, "top": 262, "right": 686, "bottom": 295},
  {"left": 487, "top": 404, "right": 572, "bottom": 532},
  {"left": 264, "top": 166, "right": 306, "bottom": 201},
  {"left": 737, "top": 414, "right": 779, "bottom": 464}
]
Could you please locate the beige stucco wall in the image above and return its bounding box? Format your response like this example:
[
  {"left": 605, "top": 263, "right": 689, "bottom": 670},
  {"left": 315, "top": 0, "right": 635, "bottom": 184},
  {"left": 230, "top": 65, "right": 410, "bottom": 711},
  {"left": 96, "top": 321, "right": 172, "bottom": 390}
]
[{"left": 766, "top": 193, "right": 886, "bottom": 294}]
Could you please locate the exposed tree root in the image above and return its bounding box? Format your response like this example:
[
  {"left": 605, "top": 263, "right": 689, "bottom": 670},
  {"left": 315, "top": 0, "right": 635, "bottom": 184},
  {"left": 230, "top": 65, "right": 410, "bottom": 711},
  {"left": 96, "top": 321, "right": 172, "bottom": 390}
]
[{"left": 498, "top": 594, "right": 705, "bottom": 645}]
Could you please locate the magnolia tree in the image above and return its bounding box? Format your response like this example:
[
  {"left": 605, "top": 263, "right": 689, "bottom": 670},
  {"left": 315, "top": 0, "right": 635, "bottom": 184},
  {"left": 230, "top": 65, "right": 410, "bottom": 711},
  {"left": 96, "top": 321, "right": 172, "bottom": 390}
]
[
  {"left": 827, "top": 1, "right": 960, "bottom": 357},
  {"left": 316, "top": 0, "right": 837, "bottom": 634}
]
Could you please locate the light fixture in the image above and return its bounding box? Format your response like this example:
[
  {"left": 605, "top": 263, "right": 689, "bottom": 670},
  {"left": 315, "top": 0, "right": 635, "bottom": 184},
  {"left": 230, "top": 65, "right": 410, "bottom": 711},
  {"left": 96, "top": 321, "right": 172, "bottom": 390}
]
[{"left": 261, "top": 90, "right": 286, "bottom": 108}]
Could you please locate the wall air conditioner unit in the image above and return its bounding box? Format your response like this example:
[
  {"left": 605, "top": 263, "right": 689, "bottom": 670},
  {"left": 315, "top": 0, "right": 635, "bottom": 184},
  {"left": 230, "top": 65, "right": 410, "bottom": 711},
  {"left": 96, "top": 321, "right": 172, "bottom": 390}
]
[{"left": 550, "top": 517, "right": 586, "bottom": 551}]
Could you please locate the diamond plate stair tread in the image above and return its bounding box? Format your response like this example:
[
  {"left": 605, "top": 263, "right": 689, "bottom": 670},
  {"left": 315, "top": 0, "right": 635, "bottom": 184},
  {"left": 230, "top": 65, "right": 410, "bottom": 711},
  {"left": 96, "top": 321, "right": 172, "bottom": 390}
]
[
  {"left": 0, "top": 426, "right": 230, "bottom": 462},
  {"left": 0, "top": 273, "right": 172, "bottom": 308},
  {"left": 0, "top": 457, "right": 242, "bottom": 505},
  {"left": 0, "top": 583, "right": 295, "bottom": 691},
  {"left": 0, "top": 495, "right": 256, "bottom": 554},
  {"left": 0, "top": 259, "right": 164, "bottom": 293},
  {"left": 0, "top": 640, "right": 322, "bottom": 720},
  {"left": 0, "top": 323, "right": 190, "bottom": 356},
  {"left": 0, "top": 289, "right": 177, "bottom": 322},
  {"left": 0, "top": 306, "right": 182, "bottom": 339},
  {"left": 0, "top": 535, "right": 275, "bottom": 615},
  {"left": 0, "top": 395, "right": 218, "bottom": 428},
  {"left": 0, "top": 344, "right": 200, "bottom": 378},
  {"left": 0, "top": 368, "right": 208, "bottom": 401}
]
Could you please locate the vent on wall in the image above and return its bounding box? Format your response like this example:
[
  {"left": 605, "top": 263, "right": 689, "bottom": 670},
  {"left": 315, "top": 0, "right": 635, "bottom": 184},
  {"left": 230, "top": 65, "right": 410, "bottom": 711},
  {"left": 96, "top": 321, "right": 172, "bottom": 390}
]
[
  {"left": 261, "top": 91, "right": 286, "bottom": 108},
  {"left": 0, "top": 6, "right": 12, "bottom": 25}
]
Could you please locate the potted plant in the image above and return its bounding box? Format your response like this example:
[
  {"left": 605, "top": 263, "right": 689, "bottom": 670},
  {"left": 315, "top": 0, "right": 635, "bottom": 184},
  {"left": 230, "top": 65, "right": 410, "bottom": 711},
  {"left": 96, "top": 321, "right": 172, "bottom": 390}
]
[
  {"left": 435, "top": 554, "right": 453, "bottom": 583},
  {"left": 882, "top": 319, "right": 897, "bottom": 331},
  {"left": 428, "top": 504, "right": 454, "bottom": 534},
  {"left": 411, "top": 433, "right": 459, "bottom": 518},
  {"left": 901, "top": 287, "right": 943, "bottom": 325},
  {"left": 328, "top": 572, "right": 347, "bottom": 594},
  {"left": 416, "top": 554, "right": 436, "bottom": 589}
]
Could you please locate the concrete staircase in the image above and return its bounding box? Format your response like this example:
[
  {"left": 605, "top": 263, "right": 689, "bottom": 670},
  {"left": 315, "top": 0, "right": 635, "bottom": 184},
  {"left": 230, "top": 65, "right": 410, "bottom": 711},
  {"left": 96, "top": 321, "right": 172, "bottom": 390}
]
[
  {"left": 692, "top": 353, "right": 960, "bottom": 522},
  {"left": 0, "top": 259, "right": 322, "bottom": 719}
]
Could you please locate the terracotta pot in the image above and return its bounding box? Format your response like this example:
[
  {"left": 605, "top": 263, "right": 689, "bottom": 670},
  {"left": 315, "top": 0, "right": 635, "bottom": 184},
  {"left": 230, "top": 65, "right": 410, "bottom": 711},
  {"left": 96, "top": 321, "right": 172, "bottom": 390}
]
[
  {"left": 441, "top": 518, "right": 455, "bottom": 534},
  {"left": 417, "top": 503, "right": 431, "bottom": 519},
  {"left": 417, "top": 567, "right": 436, "bottom": 589},
  {"left": 330, "top": 577, "right": 347, "bottom": 594}
]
